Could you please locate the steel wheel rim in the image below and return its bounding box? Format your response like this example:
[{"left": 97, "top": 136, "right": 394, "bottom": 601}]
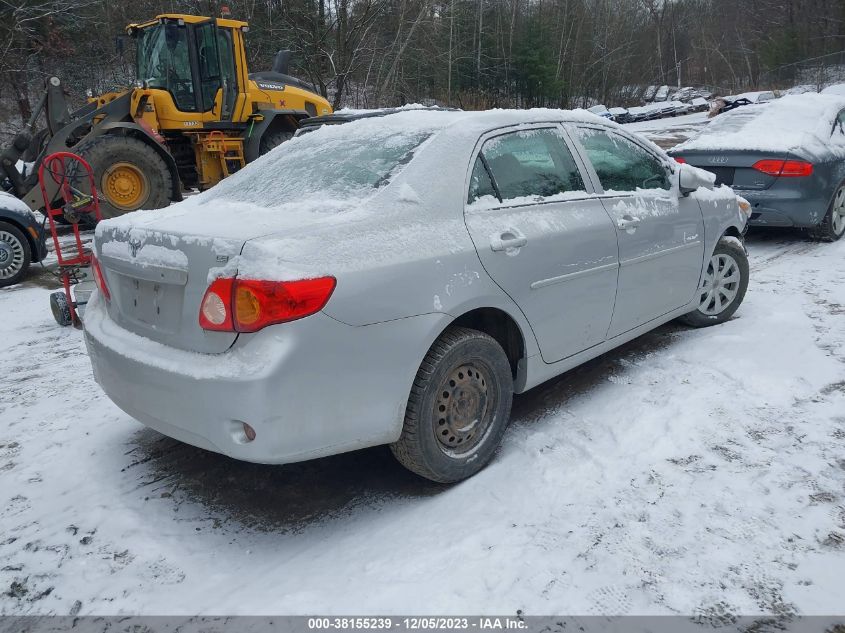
[
  {"left": 0, "top": 230, "right": 25, "bottom": 279},
  {"left": 832, "top": 186, "right": 845, "bottom": 236},
  {"left": 102, "top": 162, "right": 149, "bottom": 211},
  {"left": 434, "top": 362, "right": 494, "bottom": 455},
  {"left": 698, "top": 252, "right": 741, "bottom": 316}
]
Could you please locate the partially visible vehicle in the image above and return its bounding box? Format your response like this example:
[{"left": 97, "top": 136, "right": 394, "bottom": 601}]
[
  {"left": 587, "top": 105, "right": 614, "bottom": 119},
  {"left": 0, "top": 191, "right": 47, "bottom": 287},
  {"left": 0, "top": 13, "right": 332, "bottom": 222},
  {"left": 822, "top": 84, "right": 845, "bottom": 96},
  {"left": 726, "top": 91, "right": 776, "bottom": 104},
  {"left": 671, "top": 93, "right": 845, "bottom": 241},
  {"left": 670, "top": 100, "right": 693, "bottom": 115},
  {"left": 653, "top": 101, "right": 678, "bottom": 117},
  {"left": 85, "top": 108, "right": 749, "bottom": 483},
  {"left": 609, "top": 107, "right": 631, "bottom": 123},
  {"left": 709, "top": 96, "right": 753, "bottom": 117},
  {"left": 690, "top": 97, "right": 710, "bottom": 112}
]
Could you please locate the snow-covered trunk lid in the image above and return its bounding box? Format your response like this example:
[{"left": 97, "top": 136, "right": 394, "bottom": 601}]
[{"left": 95, "top": 226, "right": 243, "bottom": 354}]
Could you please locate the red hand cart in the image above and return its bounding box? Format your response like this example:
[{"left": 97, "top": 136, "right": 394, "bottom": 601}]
[{"left": 38, "top": 152, "right": 102, "bottom": 326}]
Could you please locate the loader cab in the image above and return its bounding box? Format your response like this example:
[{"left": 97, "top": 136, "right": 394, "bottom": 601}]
[{"left": 129, "top": 15, "right": 249, "bottom": 126}]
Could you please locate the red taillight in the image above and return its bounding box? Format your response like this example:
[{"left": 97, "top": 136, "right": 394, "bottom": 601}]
[
  {"left": 91, "top": 255, "right": 110, "bottom": 301},
  {"left": 199, "top": 276, "right": 336, "bottom": 333},
  {"left": 752, "top": 159, "right": 813, "bottom": 177},
  {"left": 673, "top": 156, "right": 686, "bottom": 164}
]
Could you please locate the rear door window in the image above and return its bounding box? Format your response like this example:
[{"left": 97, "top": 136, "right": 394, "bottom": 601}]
[
  {"left": 576, "top": 128, "right": 671, "bottom": 192},
  {"left": 477, "top": 128, "right": 585, "bottom": 202}
]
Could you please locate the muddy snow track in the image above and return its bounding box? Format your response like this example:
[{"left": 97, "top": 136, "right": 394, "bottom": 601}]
[{"left": 0, "top": 228, "right": 844, "bottom": 617}]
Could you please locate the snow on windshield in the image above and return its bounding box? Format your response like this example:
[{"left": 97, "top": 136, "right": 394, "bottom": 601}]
[{"left": 197, "top": 124, "right": 432, "bottom": 208}]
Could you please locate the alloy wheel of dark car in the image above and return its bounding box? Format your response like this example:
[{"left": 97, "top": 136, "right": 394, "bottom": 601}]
[
  {"left": 0, "top": 221, "right": 31, "bottom": 288},
  {"left": 812, "top": 184, "right": 845, "bottom": 242},
  {"left": 680, "top": 237, "right": 749, "bottom": 328},
  {"left": 391, "top": 326, "right": 513, "bottom": 483}
]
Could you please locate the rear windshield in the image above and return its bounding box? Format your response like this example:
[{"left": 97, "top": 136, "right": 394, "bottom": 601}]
[{"left": 198, "top": 124, "right": 431, "bottom": 207}]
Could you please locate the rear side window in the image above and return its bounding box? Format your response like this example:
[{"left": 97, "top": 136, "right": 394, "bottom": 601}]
[
  {"left": 477, "top": 128, "right": 585, "bottom": 202},
  {"left": 576, "top": 128, "right": 671, "bottom": 192}
]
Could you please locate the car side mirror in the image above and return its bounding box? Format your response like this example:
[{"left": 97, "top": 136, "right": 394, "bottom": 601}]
[{"left": 678, "top": 162, "right": 716, "bottom": 196}]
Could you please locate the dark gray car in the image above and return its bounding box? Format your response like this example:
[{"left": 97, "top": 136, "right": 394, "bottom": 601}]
[{"left": 669, "top": 94, "right": 845, "bottom": 241}]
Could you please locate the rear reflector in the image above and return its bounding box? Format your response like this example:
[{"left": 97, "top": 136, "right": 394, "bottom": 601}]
[
  {"left": 199, "top": 276, "right": 336, "bottom": 333},
  {"left": 752, "top": 159, "right": 813, "bottom": 177},
  {"left": 91, "top": 255, "right": 110, "bottom": 301},
  {"left": 673, "top": 157, "right": 686, "bottom": 164}
]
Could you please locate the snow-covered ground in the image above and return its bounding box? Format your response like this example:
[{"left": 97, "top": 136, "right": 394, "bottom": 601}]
[{"left": 2, "top": 117, "right": 845, "bottom": 617}]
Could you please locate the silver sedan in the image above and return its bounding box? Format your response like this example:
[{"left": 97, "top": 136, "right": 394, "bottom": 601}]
[{"left": 85, "top": 109, "right": 750, "bottom": 483}]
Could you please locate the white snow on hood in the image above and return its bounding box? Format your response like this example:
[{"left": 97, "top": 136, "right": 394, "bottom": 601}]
[
  {"left": 0, "top": 190, "right": 33, "bottom": 216},
  {"left": 673, "top": 94, "right": 845, "bottom": 160}
]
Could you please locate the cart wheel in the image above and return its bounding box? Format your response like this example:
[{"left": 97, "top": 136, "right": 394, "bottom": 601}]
[{"left": 50, "top": 291, "right": 74, "bottom": 327}]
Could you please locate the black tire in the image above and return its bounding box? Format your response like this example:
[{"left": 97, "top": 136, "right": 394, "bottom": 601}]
[
  {"left": 77, "top": 136, "right": 172, "bottom": 220},
  {"left": 50, "top": 291, "right": 74, "bottom": 326},
  {"left": 679, "top": 237, "right": 749, "bottom": 328},
  {"left": 810, "top": 183, "right": 845, "bottom": 242},
  {"left": 391, "top": 326, "right": 514, "bottom": 483},
  {"left": 0, "top": 221, "right": 32, "bottom": 288},
  {"left": 259, "top": 130, "right": 294, "bottom": 156}
]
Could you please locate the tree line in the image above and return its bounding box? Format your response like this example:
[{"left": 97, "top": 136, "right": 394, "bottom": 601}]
[{"left": 1, "top": 0, "right": 843, "bottom": 136}]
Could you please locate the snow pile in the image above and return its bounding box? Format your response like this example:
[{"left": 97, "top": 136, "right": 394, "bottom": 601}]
[{"left": 674, "top": 94, "right": 845, "bottom": 160}]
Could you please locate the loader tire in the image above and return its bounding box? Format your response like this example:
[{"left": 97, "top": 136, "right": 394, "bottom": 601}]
[
  {"left": 259, "top": 130, "right": 294, "bottom": 156},
  {"left": 78, "top": 136, "right": 172, "bottom": 220}
]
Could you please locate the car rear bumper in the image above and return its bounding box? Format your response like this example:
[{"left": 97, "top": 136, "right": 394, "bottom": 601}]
[
  {"left": 733, "top": 187, "right": 828, "bottom": 228},
  {"left": 84, "top": 292, "right": 446, "bottom": 464}
]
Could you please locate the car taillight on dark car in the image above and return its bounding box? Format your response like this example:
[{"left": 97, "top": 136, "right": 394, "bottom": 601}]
[
  {"left": 752, "top": 159, "right": 813, "bottom": 177},
  {"left": 199, "top": 276, "right": 337, "bottom": 333}
]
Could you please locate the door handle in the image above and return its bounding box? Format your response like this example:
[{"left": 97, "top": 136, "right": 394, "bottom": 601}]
[
  {"left": 617, "top": 215, "right": 641, "bottom": 232},
  {"left": 490, "top": 230, "right": 528, "bottom": 252}
]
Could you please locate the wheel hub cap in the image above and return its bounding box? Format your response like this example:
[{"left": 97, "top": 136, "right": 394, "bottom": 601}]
[
  {"left": 103, "top": 163, "right": 148, "bottom": 210},
  {"left": 0, "top": 231, "right": 24, "bottom": 278},
  {"left": 833, "top": 186, "right": 845, "bottom": 236},
  {"left": 697, "top": 252, "right": 740, "bottom": 316},
  {"left": 435, "top": 364, "right": 492, "bottom": 453}
]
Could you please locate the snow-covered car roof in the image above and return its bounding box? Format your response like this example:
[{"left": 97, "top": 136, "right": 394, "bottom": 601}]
[
  {"left": 673, "top": 94, "right": 845, "bottom": 160},
  {"left": 101, "top": 108, "right": 617, "bottom": 240}
]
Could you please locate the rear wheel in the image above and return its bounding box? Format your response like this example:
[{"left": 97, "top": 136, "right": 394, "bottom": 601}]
[
  {"left": 78, "top": 136, "right": 172, "bottom": 220},
  {"left": 0, "top": 221, "right": 31, "bottom": 288},
  {"left": 50, "top": 291, "right": 73, "bottom": 326},
  {"left": 679, "top": 237, "right": 749, "bottom": 328},
  {"left": 811, "top": 184, "right": 845, "bottom": 242},
  {"left": 391, "top": 326, "right": 513, "bottom": 483}
]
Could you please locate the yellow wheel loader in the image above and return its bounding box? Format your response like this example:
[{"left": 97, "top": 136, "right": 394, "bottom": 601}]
[{"left": 0, "top": 14, "right": 332, "bottom": 220}]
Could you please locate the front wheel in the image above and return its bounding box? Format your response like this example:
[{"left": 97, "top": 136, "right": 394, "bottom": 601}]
[
  {"left": 0, "top": 221, "right": 32, "bottom": 288},
  {"left": 391, "top": 327, "right": 514, "bottom": 483},
  {"left": 811, "top": 184, "right": 845, "bottom": 242},
  {"left": 679, "top": 237, "right": 749, "bottom": 328}
]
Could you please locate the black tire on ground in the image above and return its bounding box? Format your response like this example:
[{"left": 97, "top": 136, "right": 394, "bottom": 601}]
[
  {"left": 50, "top": 291, "right": 74, "bottom": 326},
  {"left": 77, "top": 135, "right": 172, "bottom": 220},
  {"left": 390, "top": 326, "right": 514, "bottom": 483},
  {"left": 679, "top": 237, "right": 750, "bottom": 328},
  {"left": 0, "top": 220, "right": 32, "bottom": 288},
  {"left": 809, "top": 183, "right": 845, "bottom": 242},
  {"left": 259, "top": 130, "right": 294, "bottom": 156}
]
